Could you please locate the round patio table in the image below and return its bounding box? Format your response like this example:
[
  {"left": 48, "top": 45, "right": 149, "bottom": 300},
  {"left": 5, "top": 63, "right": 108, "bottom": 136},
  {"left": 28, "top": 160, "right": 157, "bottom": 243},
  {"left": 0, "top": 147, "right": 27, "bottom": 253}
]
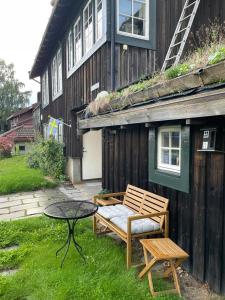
[{"left": 44, "top": 200, "right": 98, "bottom": 267}]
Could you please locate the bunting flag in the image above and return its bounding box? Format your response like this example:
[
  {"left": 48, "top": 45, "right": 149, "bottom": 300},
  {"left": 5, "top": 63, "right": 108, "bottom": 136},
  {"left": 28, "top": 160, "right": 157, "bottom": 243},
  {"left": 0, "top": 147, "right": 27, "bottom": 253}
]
[{"left": 48, "top": 117, "right": 61, "bottom": 136}]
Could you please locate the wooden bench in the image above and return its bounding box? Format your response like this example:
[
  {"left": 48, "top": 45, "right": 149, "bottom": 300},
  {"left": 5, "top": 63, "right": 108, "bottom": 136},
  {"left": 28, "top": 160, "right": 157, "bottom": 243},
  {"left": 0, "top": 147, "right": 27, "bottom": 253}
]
[{"left": 93, "top": 184, "right": 169, "bottom": 268}]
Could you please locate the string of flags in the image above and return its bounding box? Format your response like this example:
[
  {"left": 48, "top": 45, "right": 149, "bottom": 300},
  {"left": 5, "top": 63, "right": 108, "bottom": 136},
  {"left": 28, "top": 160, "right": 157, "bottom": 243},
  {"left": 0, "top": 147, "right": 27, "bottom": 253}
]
[{"left": 48, "top": 115, "right": 71, "bottom": 136}]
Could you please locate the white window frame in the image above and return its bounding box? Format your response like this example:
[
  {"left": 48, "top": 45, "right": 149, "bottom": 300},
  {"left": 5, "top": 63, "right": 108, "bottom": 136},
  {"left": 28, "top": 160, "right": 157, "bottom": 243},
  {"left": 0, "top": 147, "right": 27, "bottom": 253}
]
[
  {"left": 95, "top": 0, "right": 103, "bottom": 41},
  {"left": 74, "top": 17, "right": 82, "bottom": 64},
  {"left": 67, "top": 30, "right": 74, "bottom": 72},
  {"left": 41, "top": 70, "right": 49, "bottom": 108},
  {"left": 43, "top": 124, "right": 49, "bottom": 139},
  {"left": 157, "top": 126, "right": 181, "bottom": 174},
  {"left": 117, "top": 0, "right": 149, "bottom": 40},
  {"left": 83, "top": 0, "right": 94, "bottom": 53},
  {"left": 58, "top": 123, "right": 64, "bottom": 143},
  {"left": 52, "top": 48, "right": 63, "bottom": 100}
]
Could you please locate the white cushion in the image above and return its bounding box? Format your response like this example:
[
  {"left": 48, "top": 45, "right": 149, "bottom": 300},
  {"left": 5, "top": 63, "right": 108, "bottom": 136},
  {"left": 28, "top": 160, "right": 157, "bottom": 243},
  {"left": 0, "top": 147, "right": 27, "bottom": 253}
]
[
  {"left": 110, "top": 216, "right": 160, "bottom": 234},
  {"left": 97, "top": 204, "right": 135, "bottom": 220}
]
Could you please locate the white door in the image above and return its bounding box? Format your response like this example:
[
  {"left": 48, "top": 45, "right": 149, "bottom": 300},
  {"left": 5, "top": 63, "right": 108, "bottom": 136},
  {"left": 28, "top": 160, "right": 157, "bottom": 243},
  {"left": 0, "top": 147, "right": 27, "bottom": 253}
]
[{"left": 82, "top": 130, "right": 102, "bottom": 180}]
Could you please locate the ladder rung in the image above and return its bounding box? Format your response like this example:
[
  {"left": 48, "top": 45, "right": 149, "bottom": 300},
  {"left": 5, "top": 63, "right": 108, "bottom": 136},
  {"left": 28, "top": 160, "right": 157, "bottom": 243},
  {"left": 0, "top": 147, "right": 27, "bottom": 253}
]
[
  {"left": 180, "top": 14, "right": 192, "bottom": 22},
  {"left": 171, "top": 41, "right": 183, "bottom": 48},
  {"left": 184, "top": 1, "right": 197, "bottom": 9},
  {"left": 165, "top": 55, "right": 178, "bottom": 61},
  {"left": 175, "top": 27, "right": 188, "bottom": 35}
]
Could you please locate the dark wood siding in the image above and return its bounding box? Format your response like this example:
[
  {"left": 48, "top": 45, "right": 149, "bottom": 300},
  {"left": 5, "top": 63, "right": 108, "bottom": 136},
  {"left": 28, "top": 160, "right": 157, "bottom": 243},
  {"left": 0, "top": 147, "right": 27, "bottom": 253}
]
[{"left": 102, "top": 123, "right": 225, "bottom": 295}]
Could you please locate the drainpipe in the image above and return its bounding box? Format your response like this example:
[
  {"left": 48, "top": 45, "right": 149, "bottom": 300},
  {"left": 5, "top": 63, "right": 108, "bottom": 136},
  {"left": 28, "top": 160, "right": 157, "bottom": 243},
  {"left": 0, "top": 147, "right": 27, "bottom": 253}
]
[{"left": 110, "top": 0, "right": 116, "bottom": 91}]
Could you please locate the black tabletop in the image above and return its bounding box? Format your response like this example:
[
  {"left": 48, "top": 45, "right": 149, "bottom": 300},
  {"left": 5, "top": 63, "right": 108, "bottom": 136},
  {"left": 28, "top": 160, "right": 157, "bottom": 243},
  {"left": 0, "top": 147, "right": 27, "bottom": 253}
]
[{"left": 44, "top": 200, "right": 98, "bottom": 220}]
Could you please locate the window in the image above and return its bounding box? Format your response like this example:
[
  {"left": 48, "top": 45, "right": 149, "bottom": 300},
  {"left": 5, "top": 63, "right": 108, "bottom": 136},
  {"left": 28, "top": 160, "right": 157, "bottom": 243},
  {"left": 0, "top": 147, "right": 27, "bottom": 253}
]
[
  {"left": 74, "top": 18, "right": 82, "bottom": 63},
  {"left": 58, "top": 123, "right": 64, "bottom": 143},
  {"left": 43, "top": 124, "right": 49, "bottom": 139},
  {"left": 149, "top": 126, "right": 190, "bottom": 193},
  {"left": 96, "top": 0, "right": 103, "bottom": 41},
  {"left": 117, "top": 0, "right": 149, "bottom": 39},
  {"left": 83, "top": 1, "right": 93, "bottom": 53},
  {"left": 157, "top": 127, "right": 181, "bottom": 173},
  {"left": 52, "top": 48, "right": 62, "bottom": 99},
  {"left": 19, "top": 145, "right": 26, "bottom": 152},
  {"left": 67, "top": 31, "right": 74, "bottom": 71},
  {"left": 42, "top": 70, "right": 49, "bottom": 107}
]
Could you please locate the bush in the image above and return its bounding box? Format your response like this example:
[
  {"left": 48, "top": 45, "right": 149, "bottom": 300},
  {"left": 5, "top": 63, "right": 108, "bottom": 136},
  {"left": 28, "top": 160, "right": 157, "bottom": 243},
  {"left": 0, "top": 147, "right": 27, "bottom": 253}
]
[
  {"left": 165, "top": 63, "right": 192, "bottom": 80},
  {"left": 27, "top": 137, "right": 65, "bottom": 179},
  {"left": 208, "top": 47, "right": 225, "bottom": 65},
  {"left": 0, "top": 136, "right": 14, "bottom": 158}
]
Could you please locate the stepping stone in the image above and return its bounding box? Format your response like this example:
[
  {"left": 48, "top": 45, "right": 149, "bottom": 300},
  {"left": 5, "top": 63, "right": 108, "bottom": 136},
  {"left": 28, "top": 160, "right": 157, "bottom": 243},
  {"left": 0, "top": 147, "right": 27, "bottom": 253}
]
[
  {"left": 0, "top": 269, "right": 18, "bottom": 276},
  {"left": 0, "top": 245, "right": 19, "bottom": 251}
]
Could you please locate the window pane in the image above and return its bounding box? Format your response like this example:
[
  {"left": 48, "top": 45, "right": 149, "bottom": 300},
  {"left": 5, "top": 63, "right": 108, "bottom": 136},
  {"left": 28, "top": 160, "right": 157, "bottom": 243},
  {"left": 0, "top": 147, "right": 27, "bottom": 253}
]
[
  {"left": 171, "top": 131, "right": 180, "bottom": 148},
  {"left": 161, "top": 132, "right": 169, "bottom": 147},
  {"left": 133, "top": 18, "right": 144, "bottom": 36},
  {"left": 119, "top": 15, "right": 132, "bottom": 33},
  {"left": 133, "top": 1, "right": 146, "bottom": 19},
  {"left": 119, "top": 0, "right": 132, "bottom": 16},
  {"left": 171, "top": 150, "right": 180, "bottom": 166},
  {"left": 161, "top": 149, "right": 169, "bottom": 164}
]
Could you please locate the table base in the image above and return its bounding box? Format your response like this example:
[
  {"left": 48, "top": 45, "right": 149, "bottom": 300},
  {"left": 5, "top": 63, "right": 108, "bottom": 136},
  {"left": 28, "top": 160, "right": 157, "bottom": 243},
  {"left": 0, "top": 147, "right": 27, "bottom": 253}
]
[{"left": 56, "top": 219, "right": 86, "bottom": 268}]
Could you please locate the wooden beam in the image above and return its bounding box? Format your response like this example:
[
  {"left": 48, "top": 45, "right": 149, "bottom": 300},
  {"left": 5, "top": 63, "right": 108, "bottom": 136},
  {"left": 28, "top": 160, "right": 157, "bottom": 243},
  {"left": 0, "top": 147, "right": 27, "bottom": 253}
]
[{"left": 78, "top": 89, "right": 225, "bottom": 129}]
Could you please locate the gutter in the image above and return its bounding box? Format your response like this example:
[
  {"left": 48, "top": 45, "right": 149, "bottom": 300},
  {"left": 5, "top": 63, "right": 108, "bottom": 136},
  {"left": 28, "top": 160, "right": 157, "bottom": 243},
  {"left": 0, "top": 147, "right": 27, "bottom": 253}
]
[{"left": 110, "top": 0, "right": 115, "bottom": 91}]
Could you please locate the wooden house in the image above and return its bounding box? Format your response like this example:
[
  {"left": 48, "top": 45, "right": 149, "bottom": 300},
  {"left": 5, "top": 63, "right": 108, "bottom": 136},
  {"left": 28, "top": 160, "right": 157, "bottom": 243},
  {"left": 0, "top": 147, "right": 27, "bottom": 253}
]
[
  {"left": 30, "top": 0, "right": 225, "bottom": 294},
  {"left": 1, "top": 103, "right": 38, "bottom": 155}
]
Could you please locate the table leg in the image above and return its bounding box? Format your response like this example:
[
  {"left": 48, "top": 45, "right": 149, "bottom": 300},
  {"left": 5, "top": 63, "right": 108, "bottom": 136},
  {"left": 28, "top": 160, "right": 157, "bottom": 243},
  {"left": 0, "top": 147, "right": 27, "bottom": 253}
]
[{"left": 56, "top": 219, "right": 85, "bottom": 267}]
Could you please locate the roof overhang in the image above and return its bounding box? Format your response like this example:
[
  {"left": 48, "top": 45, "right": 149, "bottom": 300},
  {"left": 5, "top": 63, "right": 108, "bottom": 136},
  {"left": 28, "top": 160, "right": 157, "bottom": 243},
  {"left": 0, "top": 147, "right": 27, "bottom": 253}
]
[
  {"left": 78, "top": 88, "right": 225, "bottom": 129},
  {"left": 30, "top": 0, "right": 81, "bottom": 78}
]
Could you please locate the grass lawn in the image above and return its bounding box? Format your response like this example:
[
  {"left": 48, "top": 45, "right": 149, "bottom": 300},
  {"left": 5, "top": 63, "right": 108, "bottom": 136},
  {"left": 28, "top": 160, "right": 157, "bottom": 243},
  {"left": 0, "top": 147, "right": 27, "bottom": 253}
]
[
  {"left": 0, "top": 217, "right": 180, "bottom": 300},
  {"left": 0, "top": 156, "right": 57, "bottom": 195}
]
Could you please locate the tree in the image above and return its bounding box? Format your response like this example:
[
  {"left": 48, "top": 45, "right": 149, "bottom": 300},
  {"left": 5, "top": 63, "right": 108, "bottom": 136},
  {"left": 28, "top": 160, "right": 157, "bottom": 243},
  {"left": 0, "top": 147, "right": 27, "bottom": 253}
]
[{"left": 0, "top": 59, "right": 31, "bottom": 133}]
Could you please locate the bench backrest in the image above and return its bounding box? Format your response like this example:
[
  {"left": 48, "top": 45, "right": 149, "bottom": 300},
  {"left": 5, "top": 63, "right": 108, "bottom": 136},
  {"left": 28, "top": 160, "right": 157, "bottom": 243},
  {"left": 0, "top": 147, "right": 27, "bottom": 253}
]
[{"left": 123, "top": 184, "right": 169, "bottom": 228}]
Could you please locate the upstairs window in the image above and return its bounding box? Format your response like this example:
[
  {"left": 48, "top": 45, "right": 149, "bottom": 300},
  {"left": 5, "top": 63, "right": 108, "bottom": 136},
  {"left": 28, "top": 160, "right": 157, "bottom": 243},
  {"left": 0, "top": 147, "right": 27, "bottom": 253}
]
[
  {"left": 96, "top": 0, "right": 103, "bottom": 41},
  {"left": 52, "top": 48, "right": 62, "bottom": 100},
  {"left": 117, "top": 0, "right": 149, "bottom": 39},
  {"left": 67, "top": 31, "right": 74, "bottom": 71},
  {"left": 83, "top": 0, "right": 93, "bottom": 53},
  {"left": 42, "top": 70, "right": 49, "bottom": 108},
  {"left": 74, "top": 18, "right": 82, "bottom": 63},
  {"left": 157, "top": 127, "right": 181, "bottom": 173}
]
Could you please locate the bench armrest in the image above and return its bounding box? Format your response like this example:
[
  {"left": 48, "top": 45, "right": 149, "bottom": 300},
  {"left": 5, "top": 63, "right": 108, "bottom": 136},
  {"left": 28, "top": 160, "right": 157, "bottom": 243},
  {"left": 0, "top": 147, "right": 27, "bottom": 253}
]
[
  {"left": 92, "top": 192, "right": 126, "bottom": 203},
  {"left": 127, "top": 211, "right": 169, "bottom": 237},
  {"left": 128, "top": 211, "right": 169, "bottom": 221}
]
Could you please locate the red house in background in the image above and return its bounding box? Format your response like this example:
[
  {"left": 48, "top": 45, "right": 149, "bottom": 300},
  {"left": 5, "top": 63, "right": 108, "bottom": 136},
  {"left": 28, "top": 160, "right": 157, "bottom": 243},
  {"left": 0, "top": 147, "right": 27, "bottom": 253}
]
[{"left": 0, "top": 103, "right": 39, "bottom": 155}]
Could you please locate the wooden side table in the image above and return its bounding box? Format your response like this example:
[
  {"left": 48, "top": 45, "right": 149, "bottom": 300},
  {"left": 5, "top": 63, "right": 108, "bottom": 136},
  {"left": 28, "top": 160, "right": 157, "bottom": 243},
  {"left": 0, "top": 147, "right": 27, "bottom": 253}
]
[
  {"left": 138, "top": 238, "right": 189, "bottom": 297},
  {"left": 96, "top": 197, "right": 122, "bottom": 206}
]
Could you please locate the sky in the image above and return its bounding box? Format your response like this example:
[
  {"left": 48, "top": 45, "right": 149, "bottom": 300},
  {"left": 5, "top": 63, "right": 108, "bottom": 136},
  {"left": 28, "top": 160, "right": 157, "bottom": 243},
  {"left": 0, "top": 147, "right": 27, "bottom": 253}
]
[{"left": 0, "top": 0, "right": 53, "bottom": 104}]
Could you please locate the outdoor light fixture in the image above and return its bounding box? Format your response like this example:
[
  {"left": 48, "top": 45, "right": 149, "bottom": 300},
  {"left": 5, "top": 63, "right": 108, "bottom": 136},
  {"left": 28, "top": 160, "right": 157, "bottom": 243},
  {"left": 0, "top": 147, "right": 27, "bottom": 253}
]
[{"left": 198, "top": 128, "right": 223, "bottom": 152}]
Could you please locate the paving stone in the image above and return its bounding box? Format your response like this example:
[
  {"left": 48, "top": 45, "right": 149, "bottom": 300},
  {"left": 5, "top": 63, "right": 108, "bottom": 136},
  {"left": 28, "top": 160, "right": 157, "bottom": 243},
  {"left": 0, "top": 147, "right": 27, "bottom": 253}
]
[
  {"left": 38, "top": 199, "right": 59, "bottom": 207},
  {"left": 9, "top": 210, "right": 26, "bottom": 219},
  {"left": 0, "top": 208, "right": 10, "bottom": 215},
  {"left": 22, "top": 197, "right": 50, "bottom": 204},
  {"left": 10, "top": 203, "right": 38, "bottom": 213},
  {"left": 0, "top": 214, "right": 11, "bottom": 221},
  {"left": 0, "top": 200, "right": 22, "bottom": 209},
  {"left": 0, "top": 245, "right": 19, "bottom": 251},
  {"left": 0, "top": 269, "right": 18, "bottom": 276},
  {"left": 0, "top": 197, "right": 8, "bottom": 203},
  {"left": 26, "top": 207, "right": 44, "bottom": 216}
]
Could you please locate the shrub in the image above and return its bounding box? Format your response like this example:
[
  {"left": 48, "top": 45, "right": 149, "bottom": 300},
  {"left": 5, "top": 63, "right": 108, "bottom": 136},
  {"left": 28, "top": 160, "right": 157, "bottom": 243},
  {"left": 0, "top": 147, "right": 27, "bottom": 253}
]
[
  {"left": 0, "top": 136, "right": 14, "bottom": 158},
  {"left": 165, "top": 63, "right": 192, "bottom": 80},
  {"left": 208, "top": 47, "right": 225, "bottom": 65},
  {"left": 27, "top": 137, "right": 65, "bottom": 179}
]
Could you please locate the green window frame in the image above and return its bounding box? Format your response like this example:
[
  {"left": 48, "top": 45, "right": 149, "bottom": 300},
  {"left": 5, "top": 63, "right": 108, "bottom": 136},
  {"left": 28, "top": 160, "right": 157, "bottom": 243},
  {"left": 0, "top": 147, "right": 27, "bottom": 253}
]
[{"left": 149, "top": 126, "right": 190, "bottom": 193}]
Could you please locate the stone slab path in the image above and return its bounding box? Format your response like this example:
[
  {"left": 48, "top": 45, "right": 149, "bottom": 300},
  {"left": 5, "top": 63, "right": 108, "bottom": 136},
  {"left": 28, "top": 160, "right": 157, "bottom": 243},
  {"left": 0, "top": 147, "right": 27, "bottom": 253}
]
[{"left": 0, "top": 181, "right": 102, "bottom": 221}]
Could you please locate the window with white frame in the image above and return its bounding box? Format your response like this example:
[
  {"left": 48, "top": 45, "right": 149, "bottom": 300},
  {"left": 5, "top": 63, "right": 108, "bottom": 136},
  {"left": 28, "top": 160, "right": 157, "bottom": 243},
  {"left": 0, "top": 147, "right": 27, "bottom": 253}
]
[
  {"left": 83, "top": 1, "right": 93, "bottom": 53},
  {"left": 117, "top": 0, "right": 149, "bottom": 38},
  {"left": 157, "top": 127, "right": 181, "bottom": 173},
  {"left": 96, "top": 0, "right": 103, "bottom": 41},
  {"left": 67, "top": 31, "right": 74, "bottom": 71},
  {"left": 52, "top": 48, "right": 62, "bottom": 99},
  {"left": 74, "top": 18, "right": 82, "bottom": 63},
  {"left": 42, "top": 70, "right": 49, "bottom": 107}
]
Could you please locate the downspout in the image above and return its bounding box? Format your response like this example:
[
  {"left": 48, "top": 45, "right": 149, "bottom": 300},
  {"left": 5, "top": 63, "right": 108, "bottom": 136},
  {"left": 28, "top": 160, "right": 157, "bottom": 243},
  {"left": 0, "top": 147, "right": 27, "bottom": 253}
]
[{"left": 110, "top": 0, "right": 116, "bottom": 91}]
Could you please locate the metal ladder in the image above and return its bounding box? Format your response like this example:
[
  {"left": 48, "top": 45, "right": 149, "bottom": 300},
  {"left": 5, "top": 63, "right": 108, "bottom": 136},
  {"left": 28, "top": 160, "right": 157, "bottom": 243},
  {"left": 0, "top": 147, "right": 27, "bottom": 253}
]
[{"left": 161, "top": 0, "right": 201, "bottom": 71}]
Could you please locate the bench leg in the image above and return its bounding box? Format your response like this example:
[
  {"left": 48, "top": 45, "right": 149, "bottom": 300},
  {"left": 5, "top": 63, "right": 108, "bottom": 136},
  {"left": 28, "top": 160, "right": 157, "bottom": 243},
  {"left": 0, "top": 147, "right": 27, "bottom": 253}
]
[
  {"left": 126, "top": 236, "right": 132, "bottom": 269},
  {"left": 93, "top": 216, "right": 97, "bottom": 234},
  {"left": 170, "top": 260, "right": 181, "bottom": 297}
]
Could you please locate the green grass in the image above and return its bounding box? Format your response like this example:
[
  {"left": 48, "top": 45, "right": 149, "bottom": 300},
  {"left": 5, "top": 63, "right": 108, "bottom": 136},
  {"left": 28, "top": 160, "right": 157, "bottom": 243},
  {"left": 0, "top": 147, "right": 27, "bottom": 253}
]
[
  {"left": 0, "top": 156, "right": 57, "bottom": 195},
  {"left": 0, "top": 217, "right": 180, "bottom": 300}
]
